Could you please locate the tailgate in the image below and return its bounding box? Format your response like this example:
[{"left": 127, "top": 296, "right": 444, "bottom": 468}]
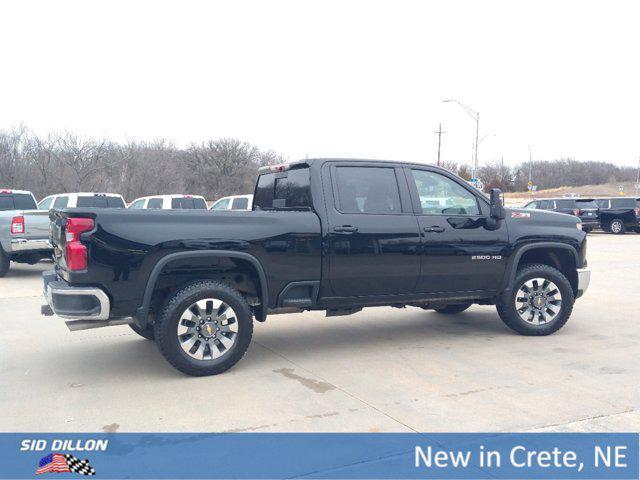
[
  {"left": 49, "top": 210, "right": 67, "bottom": 266},
  {"left": 20, "top": 209, "right": 51, "bottom": 238}
]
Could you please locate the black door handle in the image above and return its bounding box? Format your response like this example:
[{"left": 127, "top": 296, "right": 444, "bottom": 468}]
[
  {"left": 423, "top": 226, "right": 445, "bottom": 233},
  {"left": 334, "top": 225, "right": 359, "bottom": 233}
]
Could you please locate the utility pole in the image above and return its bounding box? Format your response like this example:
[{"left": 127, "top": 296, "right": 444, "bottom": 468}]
[
  {"left": 474, "top": 112, "right": 480, "bottom": 179},
  {"left": 434, "top": 123, "right": 446, "bottom": 166},
  {"left": 528, "top": 146, "right": 533, "bottom": 183},
  {"left": 636, "top": 155, "right": 640, "bottom": 195}
]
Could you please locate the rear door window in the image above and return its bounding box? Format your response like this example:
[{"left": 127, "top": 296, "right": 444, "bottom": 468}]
[
  {"left": 611, "top": 198, "right": 636, "bottom": 208},
  {"left": 147, "top": 198, "right": 164, "bottom": 209},
  {"left": 231, "top": 197, "right": 249, "bottom": 210},
  {"left": 334, "top": 166, "right": 401, "bottom": 214},
  {"left": 192, "top": 197, "right": 207, "bottom": 209},
  {"left": 576, "top": 200, "right": 598, "bottom": 209},
  {"left": 53, "top": 196, "right": 69, "bottom": 209},
  {"left": 107, "top": 196, "right": 125, "bottom": 208},
  {"left": 555, "top": 199, "right": 576, "bottom": 209},
  {"left": 595, "top": 199, "right": 610, "bottom": 209}
]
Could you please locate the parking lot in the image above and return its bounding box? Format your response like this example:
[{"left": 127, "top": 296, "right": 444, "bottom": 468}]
[{"left": 1, "top": 233, "right": 638, "bottom": 433}]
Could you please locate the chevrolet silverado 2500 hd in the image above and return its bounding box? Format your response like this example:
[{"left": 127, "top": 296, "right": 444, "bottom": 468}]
[{"left": 42, "top": 159, "right": 590, "bottom": 376}]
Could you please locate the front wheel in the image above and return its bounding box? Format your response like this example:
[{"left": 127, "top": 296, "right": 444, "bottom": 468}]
[
  {"left": 154, "top": 281, "right": 253, "bottom": 376},
  {"left": 609, "top": 219, "right": 625, "bottom": 234},
  {"left": 497, "top": 264, "right": 574, "bottom": 336},
  {"left": 0, "top": 248, "right": 9, "bottom": 277},
  {"left": 434, "top": 303, "right": 472, "bottom": 314}
]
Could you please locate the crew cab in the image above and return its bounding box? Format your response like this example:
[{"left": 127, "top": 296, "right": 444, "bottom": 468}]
[
  {"left": 42, "top": 159, "right": 591, "bottom": 376},
  {"left": 594, "top": 197, "right": 640, "bottom": 234},
  {"left": 38, "top": 192, "right": 126, "bottom": 210},
  {"left": 1, "top": 189, "right": 52, "bottom": 277},
  {"left": 127, "top": 194, "right": 207, "bottom": 210}
]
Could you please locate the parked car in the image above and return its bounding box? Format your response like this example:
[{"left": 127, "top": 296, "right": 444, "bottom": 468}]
[
  {"left": 594, "top": 197, "right": 640, "bottom": 234},
  {"left": 38, "top": 193, "right": 126, "bottom": 210},
  {"left": 0, "top": 189, "right": 52, "bottom": 277},
  {"left": 128, "top": 194, "right": 207, "bottom": 210},
  {"left": 523, "top": 197, "right": 600, "bottom": 232},
  {"left": 42, "top": 159, "right": 590, "bottom": 376},
  {"left": 209, "top": 194, "right": 253, "bottom": 211}
]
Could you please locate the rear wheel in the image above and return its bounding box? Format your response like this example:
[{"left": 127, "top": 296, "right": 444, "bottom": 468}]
[
  {"left": 610, "top": 219, "right": 625, "bottom": 234},
  {"left": 154, "top": 281, "right": 253, "bottom": 376},
  {"left": 434, "top": 303, "right": 472, "bottom": 314},
  {"left": 497, "top": 263, "right": 574, "bottom": 336},
  {"left": 0, "top": 248, "right": 9, "bottom": 277}
]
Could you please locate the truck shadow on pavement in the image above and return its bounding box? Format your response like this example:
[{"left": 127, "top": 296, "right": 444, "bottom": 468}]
[
  {"left": 46, "top": 309, "right": 513, "bottom": 379},
  {"left": 3, "top": 262, "right": 50, "bottom": 278}
]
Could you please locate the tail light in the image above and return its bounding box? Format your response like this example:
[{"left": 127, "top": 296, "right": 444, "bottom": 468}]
[
  {"left": 635, "top": 207, "right": 640, "bottom": 217},
  {"left": 573, "top": 208, "right": 580, "bottom": 216},
  {"left": 10, "top": 216, "right": 24, "bottom": 234},
  {"left": 65, "top": 217, "right": 94, "bottom": 271}
]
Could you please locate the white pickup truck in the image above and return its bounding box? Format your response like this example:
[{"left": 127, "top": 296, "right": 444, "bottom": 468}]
[{"left": 0, "top": 189, "right": 52, "bottom": 277}]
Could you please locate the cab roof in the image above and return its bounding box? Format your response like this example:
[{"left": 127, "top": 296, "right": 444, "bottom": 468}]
[{"left": 258, "top": 158, "right": 456, "bottom": 175}]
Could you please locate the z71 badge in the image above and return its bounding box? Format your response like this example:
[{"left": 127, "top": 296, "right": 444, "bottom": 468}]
[{"left": 511, "top": 211, "right": 531, "bottom": 218}]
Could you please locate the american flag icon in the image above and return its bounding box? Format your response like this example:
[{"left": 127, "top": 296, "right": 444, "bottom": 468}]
[{"left": 36, "top": 453, "right": 96, "bottom": 476}]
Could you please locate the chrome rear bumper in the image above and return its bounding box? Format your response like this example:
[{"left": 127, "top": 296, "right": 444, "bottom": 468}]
[
  {"left": 11, "top": 237, "right": 52, "bottom": 252},
  {"left": 42, "top": 270, "right": 110, "bottom": 320}
]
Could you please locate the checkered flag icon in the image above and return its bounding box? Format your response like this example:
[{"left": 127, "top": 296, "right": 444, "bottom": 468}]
[{"left": 65, "top": 454, "right": 96, "bottom": 476}]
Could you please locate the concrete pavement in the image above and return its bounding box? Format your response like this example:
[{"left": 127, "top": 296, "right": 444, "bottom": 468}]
[{"left": 1, "top": 233, "right": 638, "bottom": 432}]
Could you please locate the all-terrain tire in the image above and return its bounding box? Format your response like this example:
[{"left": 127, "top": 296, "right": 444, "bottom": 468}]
[
  {"left": 129, "top": 323, "right": 155, "bottom": 340},
  {"left": 0, "top": 247, "right": 9, "bottom": 277},
  {"left": 497, "top": 263, "right": 574, "bottom": 336},
  {"left": 434, "top": 303, "right": 472, "bottom": 314},
  {"left": 154, "top": 280, "right": 253, "bottom": 376},
  {"left": 609, "top": 219, "right": 626, "bottom": 234}
]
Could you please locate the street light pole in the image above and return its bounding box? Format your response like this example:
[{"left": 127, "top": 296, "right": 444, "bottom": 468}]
[{"left": 442, "top": 99, "right": 480, "bottom": 181}]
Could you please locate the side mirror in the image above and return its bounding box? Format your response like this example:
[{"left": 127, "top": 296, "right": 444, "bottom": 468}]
[{"left": 490, "top": 188, "right": 505, "bottom": 220}]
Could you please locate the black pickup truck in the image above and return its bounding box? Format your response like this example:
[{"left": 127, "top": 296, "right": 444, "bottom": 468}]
[
  {"left": 594, "top": 197, "right": 640, "bottom": 234},
  {"left": 42, "top": 159, "right": 590, "bottom": 376}
]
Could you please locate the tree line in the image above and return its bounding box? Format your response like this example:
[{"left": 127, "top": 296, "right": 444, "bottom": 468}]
[
  {"left": 1, "top": 124, "right": 636, "bottom": 201},
  {"left": 0, "top": 125, "right": 284, "bottom": 202}
]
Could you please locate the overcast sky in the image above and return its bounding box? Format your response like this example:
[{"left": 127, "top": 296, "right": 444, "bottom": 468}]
[{"left": 1, "top": 0, "right": 639, "bottom": 167}]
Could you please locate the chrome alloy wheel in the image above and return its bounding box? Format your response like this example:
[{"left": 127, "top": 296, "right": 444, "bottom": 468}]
[
  {"left": 514, "top": 278, "right": 563, "bottom": 325},
  {"left": 177, "top": 298, "right": 239, "bottom": 361},
  {"left": 611, "top": 220, "right": 623, "bottom": 234}
]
